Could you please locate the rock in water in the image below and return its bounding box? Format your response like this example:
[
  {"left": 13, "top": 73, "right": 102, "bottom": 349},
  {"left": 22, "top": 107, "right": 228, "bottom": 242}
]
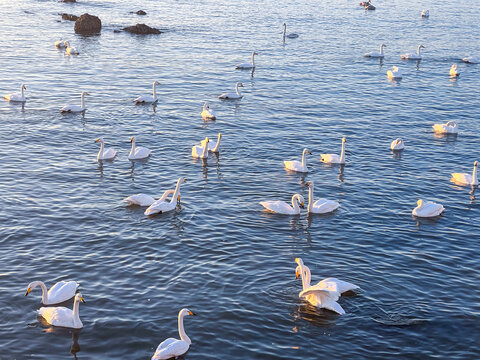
[
  {"left": 61, "top": 0, "right": 76, "bottom": 2},
  {"left": 74, "top": 13, "right": 102, "bottom": 34},
  {"left": 123, "top": 23, "right": 161, "bottom": 35},
  {"left": 62, "top": 13, "right": 78, "bottom": 21},
  {"left": 136, "top": 10, "right": 147, "bottom": 15}
]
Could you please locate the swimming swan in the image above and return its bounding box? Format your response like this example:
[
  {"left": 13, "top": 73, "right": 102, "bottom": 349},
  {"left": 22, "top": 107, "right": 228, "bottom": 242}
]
[
  {"left": 25, "top": 280, "right": 79, "bottom": 305},
  {"left": 412, "top": 199, "right": 444, "bottom": 217},
  {"left": 128, "top": 137, "right": 151, "bottom": 160},
  {"left": 55, "top": 40, "right": 68, "bottom": 49},
  {"left": 61, "top": 91, "right": 89, "bottom": 113},
  {"left": 421, "top": 9, "right": 429, "bottom": 18},
  {"left": 451, "top": 161, "right": 478, "bottom": 186},
  {"left": 364, "top": 44, "right": 386, "bottom": 58},
  {"left": 387, "top": 66, "right": 403, "bottom": 79},
  {"left": 390, "top": 138, "right": 405, "bottom": 151},
  {"left": 37, "top": 293, "right": 85, "bottom": 329},
  {"left": 95, "top": 137, "right": 117, "bottom": 161},
  {"left": 284, "top": 148, "right": 311, "bottom": 173},
  {"left": 65, "top": 42, "right": 79, "bottom": 55},
  {"left": 4, "top": 84, "right": 26, "bottom": 102},
  {"left": 462, "top": 56, "right": 480, "bottom": 64},
  {"left": 151, "top": 308, "right": 196, "bottom": 360},
  {"left": 305, "top": 181, "right": 340, "bottom": 214},
  {"left": 282, "top": 23, "right": 299, "bottom": 40},
  {"left": 432, "top": 121, "right": 458, "bottom": 134},
  {"left": 125, "top": 189, "right": 179, "bottom": 207},
  {"left": 201, "top": 102, "right": 216, "bottom": 120},
  {"left": 260, "top": 194, "right": 304, "bottom": 215},
  {"left": 134, "top": 81, "right": 160, "bottom": 104},
  {"left": 144, "top": 177, "right": 186, "bottom": 216},
  {"left": 192, "top": 137, "right": 210, "bottom": 158},
  {"left": 236, "top": 52, "right": 258, "bottom": 69},
  {"left": 401, "top": 45, "right": 425, "bottom": 60},
  {"left": 449, "top": 64, "right": 460, "bottom": 77},
  {"left": 320, "top": 138, "right": 346, "bottom": 164},
  {"left": 219, "top": 82, "right": 244, "bottom": 100}
]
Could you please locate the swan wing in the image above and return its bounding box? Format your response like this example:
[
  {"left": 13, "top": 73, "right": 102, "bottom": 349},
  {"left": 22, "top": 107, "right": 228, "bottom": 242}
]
[
  {"left": 259, "top": 200, "right": 295, "bottom": 215},
  {"left": 102, "top": 148, "right": 117, "bottom": 159},
  {"left": 4, "top": 93, "right": 24, "bottom": 102},
  {"left": 61, "top": 105, "right": 83, "bottom": 113},
  {"left": 47, "top": 281, "right": 78, "bottom": 304},
  {"left": 145, "top": 200, "right": 176, "bottom": 216},
  {"left": 152, "top": 339, "right": 189, "bottom": 360},
  {"left": 192, "top": 145, "right": 206, "bottom": 158},
  {"left": 305, "top": 292, "right": 346, "bottom": 315},
  {"left": 319, "top": 278, "right": 359, "bottom": 294},
  {"left": 451, "top": 173, "right": 472, "bottom": 185},
  {"left": 235, "top": 62, "right": 252, "bottom": 69},
  {"left": 320, "top": 154, "right": 340, "bottom": 163},
  {"left": 300, "top": 284, "right": 340, "bottom": 300},
  {"left": 284, "top": 160, "right": 306, "bottom": 172},
  {"left": 38, "top": 306, "right": 75, "bottom": 327},
  {"left": 124, "top": 194, "right": 156, "bottom": 206},
  {"left": 311, "top": 199, "right": 340, "bottom": 214},
  {"left": 134, "top": 95, "right": 157, "bottom": 103}
]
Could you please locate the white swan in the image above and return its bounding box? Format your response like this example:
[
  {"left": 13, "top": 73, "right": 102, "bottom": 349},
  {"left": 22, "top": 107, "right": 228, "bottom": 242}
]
[
  {"left": 95, "top": 137, "right": 117, "bottom": 161},
  {"left": 462, "top": 56, "right": 480, "bottom": 64},
  {"left": 364, "top": 44, "right": 386, "bottom": 58},
  {"left": 432, "top": 121, "right": 458, "bottom": 134},
  {"left": 134, "top": 81, "right": 160, "bottom": 104},
  {"left": 320, "top": 137, "right": 346, "bottom": 164},
  {"left": 449, "top": 64, "right": 460, "bottom": 77},
  {"left": 260, "top": 194, "right": 304, "bottom": 215},
  {"left": 201, "top": 102, "right": 216, "bottom": 120},
  {"left": 65, "top": 42, "right": 79, "bottom": 55},
  {"left": 451, "top": 161, "right": 478, "bottom": 186},
  {"left": 219, "top": 82, "right": 244, "bottom": 100},
  {"left": 144, "top": 177, "right": 186, "bottom": 216},
  {"left": 400, "top": 44, "right": 425, "bottom": 60},
  {"left": 25, "top": 280, "right": 79, "bottom": 305},
  {"left": 387, "top": 66, "right": 403, "bottom": 79},
  {"left": 151, "top": 308, "right": 196, "bottom": 360},
  {"left": 192, "top": 137, "right": 210, "bottom": 158},
  {"left": 61, "top": 91, "right": 89, "bottom": 113},
  {"left": 55, "top": 40, "right": 68, "bottom": 49},
  {"left": 128, "top": 137, "right": 151, "bottom": 160},
  {"left": 421, "top": 9, "right": 429, "bottom": 18},
  {"left": 125, "top": 189, "right": 179, "bottom": 207},
  {"left": 305, "top": 181, "right": 340, "bottom": 214},
  {"left": 412, "top": 199, "right": 444, "bottom": 217},
  {"left": 236, "top": 51, "right": 258, "bottom": 69},
  {"left": 201, "top": 133, "right": 222, "bottom": 153},
  {"left": 282, "top": 23, "right": 299, "bottom": 40},
  {"left": 37, "top": 293, "right": 85, "bottom": 329},
  {"left": 4, "top": 84, "right": 26, "bottom": 102},
  {"left": 390, "top": 138, "right": 405, "bottom": 151},
  {"left": 284, "top": 148, "right": 311, "bottom": 173}
]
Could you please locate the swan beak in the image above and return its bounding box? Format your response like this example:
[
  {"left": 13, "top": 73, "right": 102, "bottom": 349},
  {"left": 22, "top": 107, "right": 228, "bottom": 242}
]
[
  {"left": 306, "top": 182, "right": 310, "bottom": 186},
  {"left": 300, "top": 203, "right": 304, "bottom": 208},
  {"left": 307, "top": 151, "right": 312, "bottom": 155},
  {"left": 188, "top": 310, "right": 196, "bottom": 316},
  {"left": 95, "top": 138, "right": 100, "bottom": 143},
  {"left": 129, "top": 137, "right": 133, "bottom": 143},
  {"left": 25, "top": 288, "right": 31, "bottom": 296},
  {"left": 85, "top": 92, "right": 90, "bottom": 95},
  {"left": 80, "top": 297, "right": 86, "bottom": 304},
  {"left": 295, "top": 269, "right": 300, "bottom": 279}
]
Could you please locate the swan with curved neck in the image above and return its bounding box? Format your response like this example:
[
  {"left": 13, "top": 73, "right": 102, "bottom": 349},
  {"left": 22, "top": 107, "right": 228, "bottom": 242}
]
[
  {"left": 236, "top": 52, "right": 258, "bottom": 69},
  {"left": 449, "top": 64, "right": 460, "bottom": 77},
  {"left": 25, "top": 280, "right": 79, "bottom": 305},
  {"left": 37, "top": 293, "right": 85, "bottom": 329},
  {"left": 61, "top": 91, "right": 89, "bottom": 113},
  {"left": 390, "top": 138, "right": 405, "bottom": 151},
  {"left": 400, "top": 45, "right": 425, "bottom": 60},
  {"left": 65, "top": 41, "right": 79, "bottom": 55},
  {"left": 192, "top": 137, "right": 210, "bottom": 158},
  {"left": 305, "top": 181, "right": 340, "bottom": 214},
  {"left": 432, "top": 121, "right": 458, "bottom": 134},
  {"left": 282, "top": 23, "right": 299, "bottom": 40},
  {"left": 387, "top": 66, "right": 402, "bottom": 79},
  {"left": 412, "top": 199, "right": 444, "bottom": 217},
  {"left": 364, "top": 44, "right": 386, "bottom": 58},
  {"left": 95, "top": 137, "right": 117, "bottom": 161},
  {"left": 201, "top": 102, "right": 216, "bottom": 120},
  {"left": 4, "top": 84, "right": 26, "bottom": 102},
  {"left": 219, "top": 82, "right": 244, "bottom": 100},
  {"left": 152, "top": 308, "right": 196, "bottom": 360},
  {"left": 260, "top": 194, "right": 304, "bottom": 215},
  {"left": 451, "top": 161, "right": 478, "bottom": 186},
  {"left": 284, "top": 148, "right": 311, "bottom": 173},
  {"left": 125, "top": 188, "right": 180, "bottom": 207},
  {"left": 320, "top": 138, "right": 346, "bottom": 164},
  {"left": 134, "top": 81, "right": 160, "bottom": 104},
  {"left": 128, "top": 137, "right": 152, "bottom": 160},
  {"left": 144, "top": 177, "right": 186, "bottom": 216}
]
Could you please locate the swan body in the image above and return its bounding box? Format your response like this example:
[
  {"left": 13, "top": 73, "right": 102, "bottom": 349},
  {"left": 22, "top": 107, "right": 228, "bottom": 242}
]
[
  {"left": 61, "top": 91, "right": 89, "bottom": 113},
  {"left": 201, "top": 102, "right": 216, "bottom": 120},
  {"left": 449, "top": 64, "right": 460, "bottom": 77},
  {"left": 25, "top": 280, "right": 79, "bottom": 305},
  {"left": 219, "top": 82, "right": 244, "bottom": 100},
  {"left": 306, "top": 181, "right": 340, "bottom": 214},
  {"left": 412, "top": 199, "right": 444, "bottom": 217},
  {"left": 134, "top": 81, "right": 160, "bottom": 104},
  {"left": 364, "top": 3, "right": 376, "bottom": 10},
  {"left": 37, "top": 293, "right": 85, "bottom": 329},
  {"left": 400, "top": 44, "right": 425, "bottom": 60},
  {"left": 260, "top": 194, "right": 305, "bottom": 215},
  {"left": 192, "top": 137, "right": 210, "bottom": 158},
  {"left": 282, "top": 23, "right": 299, "bottom": 40},
  {"left": 364, "top": 44, "right": 386, "bottom": 58},
  {"left": 4, "top": 84, "right": 26, "bottom": 102},
  {"left": 144, "top": 177, "right": 186, "bottom": 216},
  {"left": 284, "top": 148, "right": 311, "bottom": 173},
  {"left": 201, "top": 133, "right": 222, "bottom": 152},
  {"left": 65, "top": 42, "right": 79, "bottom": 55},
  {"left": 421, "top": 9, "right": 429, "bottom": 18},
  {"left": 462, "top": 56, "right": 480, "bottom": 64},
  {"left": 451, "top": 161, "right": 478, "bottom": 186},
  {"left": 128, "top": 137, "right": 151, "bottom": 160},
  {"left": 151, "top": 308, "right": 196, "bottom": 360},
  {"left": 95, "top": 137, "right": 117, "bottom": 161},
  {"left": 125, "top": 189, "right": 179, "bottom": 207},
  {"left": 390, "top": 138, "right": 405, "bottom": 151},
  {"left": 236, "top": 51, "right": 258, "bottom": 69},
  {"left": 55, "top": 40, "right": 68, "bottom": 49},
  {"left": 320, "top": 137, "right": 346, "bottom": 164},
  {"left": 387, "top": 66, "right": 402, "bottom": 79},
  {"left": 432, "top": 121, "right": 458, "bottom": 134}
]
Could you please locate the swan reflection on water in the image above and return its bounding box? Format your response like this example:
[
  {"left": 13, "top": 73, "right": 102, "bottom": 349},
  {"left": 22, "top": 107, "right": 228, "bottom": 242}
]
[{"left": 34, "top": 318, "right": 82, "bottom": 359}]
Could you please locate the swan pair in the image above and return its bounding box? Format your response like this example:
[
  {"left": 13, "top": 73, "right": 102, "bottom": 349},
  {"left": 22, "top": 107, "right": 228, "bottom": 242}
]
[
  {"left": 125, "top": 177, "right": 185, "bottom": 207},
  {"left": 432, "top": 121, "right": 458, "bottom": 134},
  {"left": 400, "top": 45, "right": 425, "bottom": 60},
  {"left": 235, "top": 51, "right": 258, "bottom": 70},
  {"left": 192, "top": 133, "right": 222, "bottom": 158},
  {"left": 364, "top": 44, "right": 386, "bottom": 58},
  {"left": 61, "top": 91, "right": 89, "bottom": 113},
  {"left": 282, "top": 23, "right": 299, "bottom": 41},
  {"left": 201, "top": 102, "right": 216, "bottom": 120},
  {"left": 152, "top": 308, "right": 196, "bottom": 360},
  {"left": 320, "top": 137, "right": 346, "bottom": 164},
  {"left": 4, "top": 84, "right": 26, "bottom": 102},
  {"left": 219, "top": 82, "right": 244, "bottom": 100},
  {"left": 450, "top": 64, "right": 460, "bottom": 77},
  {"left": 295, "top": 258, "right": 359, "bottom": 315},
  {"left": 95, "top": 137, "right": 151, "bottom": 160},
  {"left": 144, "top": 177, "right": 186, "bottom": 216},
  {"left": 387, "top": 66, "right": 402, "bottom": 80},
  {"left": 412, "top": 199, "right": 444, "bottom": 217},
  {"left": 390, "top": 138, "right": 405, "bottom": 151},
  {"left": 134, "top": 81, "right": 160, "bottom": 104},
  {"left": 451, "top": 161, "right": 478, "bottom": 186}
]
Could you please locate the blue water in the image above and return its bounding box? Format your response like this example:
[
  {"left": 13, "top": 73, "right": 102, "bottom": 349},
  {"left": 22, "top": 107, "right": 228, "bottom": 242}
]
[{"left": 1, "top": 0, "right": 479, "bottom": 358}]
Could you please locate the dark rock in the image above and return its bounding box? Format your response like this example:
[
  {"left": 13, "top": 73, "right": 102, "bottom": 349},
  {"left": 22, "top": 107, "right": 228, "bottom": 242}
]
[
  {"left": 123, "top": 23, "right": 161, "bottom": 35},
  {"left": 136, "top": 10, "right": 147, "bottom": 15},
  {"left": 113, "top": 29, "right": 121, "bottom": 33},
  {"left": 61, "top": 0, "right": 76, "bottom": 3},
  {"left": 74, "top": 13, "right": 102, "bottom": 34},
  {"left": 62, "top": 13, "right": 78, "bottom": 21}
]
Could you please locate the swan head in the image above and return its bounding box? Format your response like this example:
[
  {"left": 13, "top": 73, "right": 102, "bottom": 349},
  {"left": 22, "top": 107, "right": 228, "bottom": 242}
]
[
  {"left": 295, "top": 194, "right": 305, "bottom": 208},
  {"left": 203, "top": 101, "right": 209, "bottom": 108},
  {"left": 381, "top": 44, "right": 386, "bottom": 48},
  {"left": 25, "top": 281, "right": 42, "bottom": 296},
  {"left": 95, "top": 137, "right": 104, "bottom": 143},
  {"left": 283, "top": 23, "right": 286, "bottom": 28},
  {"left": 418, "top": 45, "right": 425, "bottom": 49},
  {"left": 295, "top": 265, "right": 302, "bottom": 279},
  {"left": 180, "top": 308, "right": 197, "bottom": 317},
  {"left": 303, "top": 148, "right": 311, "bottom": 155},
  {"left": 342, "top": 137, "right": 347, "bottom": 143},
  {"left": 253, "top": 51, "right": 258, "bottom": 56},
  {"left": 417, "top": 199, "right": 424, "bottom": 207},
  {"left": 205, "top": 137, "right": 210, "bottom": 143},
  {"left": 81, "top": 91, "right": 89, "bottom": 96},
  {"left": 22, "top": 84, "right": 26, "bottom": 90},
  {"left": 154, "top": 81, "right": 160, "bottom": 85},
  {"left": 306, "top": 181, "right": 314, "bottom": 188},
  {"left": 218, "top": 133, "right": 222, "bottom": 139},
  {"left": 178, "top": 177, "right": 187, "bottom": 184},
  {"left": 236, "top": 82, "right": 244, "bottom": 88},
  {"left": 474, "top": 161, "right": 478, "bottom": 167},
  {"left": 75, "top": 293, "right": 86, "bottom": 304},
  {"left": 396, "top": 138, "right": 403, "bottom": 144}
]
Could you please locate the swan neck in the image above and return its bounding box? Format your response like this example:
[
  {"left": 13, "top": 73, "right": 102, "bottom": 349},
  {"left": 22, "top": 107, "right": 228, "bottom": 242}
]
[
  {"left": 36, "top": 281, "right": 48, "bottom": 303},
  {"left": 72, "top": 297, "right": 81, "bottom": 325},
  {"left": 307, "top": 184, "right": 314, "bottom": 211},
  {"left": 291, "top": 194, "right": 300, "bottom": 213},
  {"left": 473, "top": 164, "right": 478, "bottom": 184},
  {"left": 340, "top": 141, "right": 345, "bottom": 163},
  {"left": 201, "top": 140, "right": 209, "bottom": 158},
  {"left": 98, "top": 141, "right": 104, "bottom": 158},
  {"left": 301, "top": 150, "right": 307, "bottom": 168},
  {"left": 212, "top": 134, "right": 221, "bottom": 152},
  {"left": 171, "top": 178, "right": 183, "bottom": 203},
  {"left": 235, "top": 83, "right": 240, "bottom": 96},
  {"left": 21, "top": 85, "right": 24, "bottom": 98},
  {"left": 304, "top": 266, "right": 311, "bottom": 289},
  {"left": 153, "top": 82, "right": 157, "bottom": 98},
  {"left": 417, "top": 46, "right": 421, "bottom": 55},
  {"left": 251, "top": 53, "right": 255, "bottom": 66},
  {"left": 380, "top": 45, "right": 384, "bottom": 55},
  {"left": 178, "top": 312, "right": 191, "bottom": 345},
  {"left": 81, "top": 93, "right": 85, "bottom": 109},
  {"left": 129, "top": 139, "right": 136, "bottom": 157}
]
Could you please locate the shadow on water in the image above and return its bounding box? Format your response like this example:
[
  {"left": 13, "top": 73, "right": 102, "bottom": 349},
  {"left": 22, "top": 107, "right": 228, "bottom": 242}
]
[{"left": 432, "top": 132, "right": 458, "bottom": 142}]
